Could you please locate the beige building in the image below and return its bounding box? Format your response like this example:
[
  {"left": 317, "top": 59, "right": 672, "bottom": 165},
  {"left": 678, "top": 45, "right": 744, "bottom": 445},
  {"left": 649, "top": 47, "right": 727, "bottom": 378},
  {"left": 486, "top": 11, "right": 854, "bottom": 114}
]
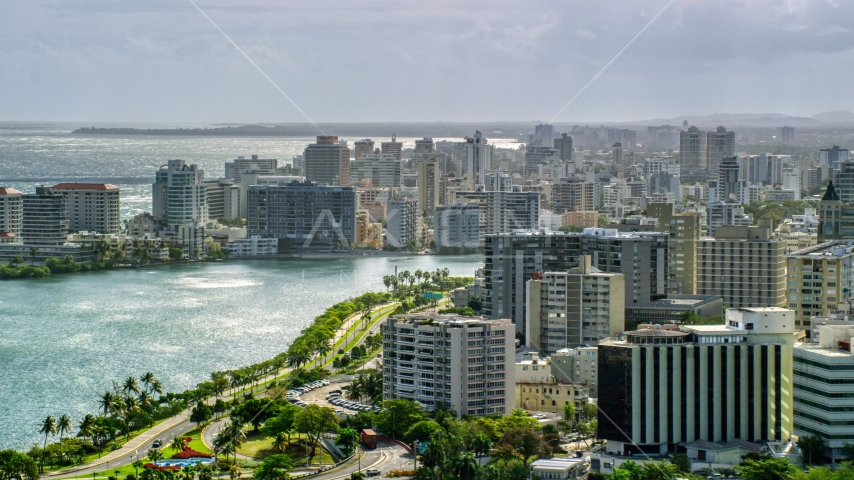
[
  {"left": 776, "top": 230, "right": 817, "bottom": 254},
  {"left": 647, "top": 203, "right": 701, "bottom": 295},
  {"left": 51, "top": 183, "right": 121, "bottom": 234},
  {"left": 355, "top": 210, "right": 382, "bottom": 248},
  {"left": 785, "top": 242, "right": 854, "bottom": 340},
  {"left": 515, "top": 381, "right": 589, "bottom": 415},
  {"left": 697, "top": 221, "right": 786, "bottom": 308},
  {"left": 515, "top": 352, "right": 554, "bottom": 383},
  {"left": 599, "top": 308, "right": 795, "bottom": 456},
  {"left": 0, "top": 187, "right": 23, "bottom": 243},
  {"left": 416, "top": 161, "right": 441, "bottom": 214},
  {"left": 304, "top": 136, "right": 350, "bottom": 186},
  {"left": 562, "top": 208, "right": 599, "bottom": 229},
  {"left": 382, "top": 314, "right": 515, "bottom": 416},
  {"left": 525, "top": 256, "right": 625, "bottom": 354}
]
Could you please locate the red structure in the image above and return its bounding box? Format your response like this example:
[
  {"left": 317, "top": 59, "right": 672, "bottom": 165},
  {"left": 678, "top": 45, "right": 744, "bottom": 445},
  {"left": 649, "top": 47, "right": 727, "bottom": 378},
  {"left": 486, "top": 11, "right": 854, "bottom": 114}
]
[{"left": 360, "top": 429, "right": 377, "bottom": 449}]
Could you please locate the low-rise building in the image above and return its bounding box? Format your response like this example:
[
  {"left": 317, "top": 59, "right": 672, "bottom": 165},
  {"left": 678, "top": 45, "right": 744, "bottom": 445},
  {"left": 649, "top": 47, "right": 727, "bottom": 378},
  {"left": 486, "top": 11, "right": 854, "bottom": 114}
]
[
  {"left": 382, "top": 314, "right": 515, "bottom": 416},
  {"left": 624, "top": 295, "right": 724, "bottom": 329},
  {"left": 515, "top": 381, "right": 589, "bottom": 416},
  {"left": 529, "top": 457, "right": 587, "bottom": 480},
  {"left": 226, "top": 235, "right": 278, "bottom": 256},
  {"left": 550, "top": 347, "right": 599, "bottom": 398}
]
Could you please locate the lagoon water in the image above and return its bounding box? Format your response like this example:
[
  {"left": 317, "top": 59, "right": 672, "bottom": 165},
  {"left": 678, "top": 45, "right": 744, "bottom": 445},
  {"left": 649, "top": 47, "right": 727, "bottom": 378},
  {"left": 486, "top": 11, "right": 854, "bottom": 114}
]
[
  {"left": 0, "top": 123, "right": 501, "bottom": 450},
  {"left": 0, "top": 256, "right": 483, "bottom": 449}
]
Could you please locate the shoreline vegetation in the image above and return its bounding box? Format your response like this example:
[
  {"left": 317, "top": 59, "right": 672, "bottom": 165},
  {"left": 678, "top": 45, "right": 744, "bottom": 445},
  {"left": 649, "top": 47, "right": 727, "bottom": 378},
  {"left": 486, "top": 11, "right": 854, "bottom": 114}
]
[{"left": 2, "top": 269, "right": 471, "bottom": 480}]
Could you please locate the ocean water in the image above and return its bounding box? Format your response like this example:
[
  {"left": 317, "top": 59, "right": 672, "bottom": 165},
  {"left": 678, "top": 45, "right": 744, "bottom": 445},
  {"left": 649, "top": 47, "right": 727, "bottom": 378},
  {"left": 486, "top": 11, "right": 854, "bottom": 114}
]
[{"left": 0, "top": 123, "right": 491, "bottom": 450}]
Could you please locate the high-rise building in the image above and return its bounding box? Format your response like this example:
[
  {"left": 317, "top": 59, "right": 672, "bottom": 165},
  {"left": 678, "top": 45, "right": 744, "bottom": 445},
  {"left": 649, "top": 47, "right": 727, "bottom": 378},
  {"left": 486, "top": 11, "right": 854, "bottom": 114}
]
[
  {"left": 706, "top": 201, "right": 752, "bottom": 237},
  {"left": 484, "top": 229, "right": 669, "bottom": 333},
  {"left": 416, "top": 161, "right": 441, "bottom": 214},
  {"left": 462, "top": 131, "right": 492, "bottom": 186},
  {"left": 51, "top": 183, "right": 121, "bottom": 235},
  {"left": 0, "top": 187, "right": 23, "bottom": 243},
  {"left": 525, "top": 256, "right": 625, "bottom": 354},
  {"left": 246, "top": 180, "right": 356, "bottom": 247},
  {"left": 785, "top": 242, "right": 854, "bottom": 339},
  {"left": 382, "top": 314, "right": 516, "bottom": 416},
  {"left": 21, "top": 186, "right": 68, "bottom": 245},
  {"left": 598, "top": 307, "right": 795, "bottom": 455},
  {"left": 304, "top": 136, "right": 351, "bottom": 186},
  {"left": 815, "top": 182, "right": 854, "bottom": 242},
  {"left": 794, "top": 324, "right": 854, "bottom": 464},
  {"left": 697, "top": 222, "right": 786, "bottom": 308},
  {"left": 349, "top": 153, "right": 401, "bottom": 188},
  {"left": 353, "top": 139, "right": 375, "bottom": 160},
  {"left": 153, "top": 159, "right": 208, "bottom": 228},
  {"left": 716, "top": 157, "right": 741, "bottom": 202},
  {"left": 680, "top": 126, "right": 735, "bottom": 182},
  {"left": 386, "top": 199, "right": 418, "bottom": 248},
  {"left": 612, "top": 143, "right": 623, "bottom": 174},
  {"left": 355, "top": 210, "right": 382, "bottom": 248},
  {"left": 819, "top": 145, "right": 850, "bottom": 170},
  {"left": 380, "top": 135, "right": 403, "bottom": 161},
  {"left": 225, "top": 155, "right": 277, "bottom": 182},
  {"left": 552, "top": 176, "right": 596, "bottom": 213},
  {"left": 646, "top": 203, "right": 700, "bottom": 295},
  {"left": 434, "top": 203, "right": 480, "bottom": 250},
  {"left": 554, "top": 133, "right": 574, "bottom": 163},
  {"left": 835, "top": 161, "right": 854, "bottom": 205},
  {"left": 778, "top": 126, "right": 795, "bottom": 144},
  {"left": 529, "top": 123, "right": 556, "bottom": 147},
  {"left": 455, "top": 191, "right": 540, "bottom": 241},
  {"left": 203, "top": 179, "right": 240, "bottom": 220},
  {"left": 524, "top": 145, "right": 561, "bottom": 176}
]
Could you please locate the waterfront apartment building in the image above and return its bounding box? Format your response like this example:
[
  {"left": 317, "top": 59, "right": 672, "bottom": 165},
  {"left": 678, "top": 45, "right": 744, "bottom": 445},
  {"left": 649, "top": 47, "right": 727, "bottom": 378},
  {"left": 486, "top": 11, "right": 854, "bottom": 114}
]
[
  {"left": 785, "top": 241, "right": 854, "bottom": 339},
  {"left": 349, "top": 153, "right": 401, "bottom": 188},
  {"left": 380, "top": 135, "right": 403, "bottom": 161},
  {"left": 355, "top": 210, "right": 382, "bottom": 248},
  {"left": 0, "top": 187, "right": 23, "bottom": 243},
  {"left": 386, "top": 199, "right": 418, "bottom": 248},
  {"left": 525, "top": 256, "right": 625, "bottom": 354},
  {"left": 794, "top": 324, "right": 854, "bottom": 466},
  {"left": 416, "top": 161, "right": 441, "bottom": 214},
  {"left": 598, "top": 307, "right": 795, "bottom": 456},
  {"left": 353, "top": 139, "right": 374, "bottom": 160},
  {"left": 224, "top": 155, "right": 277, "bottom": 182},
  {"left": 152, "top": 159, "right": 208, "bottom": 228},
  {"left": 304, "top": 136, "right": 350, "bottom": 186},
  {"left": 697, "top": 223, "right": 786, "bottom": 309},
  {"left": 246, "top": 180, "right": 356, "bottom": 247},
  {"left": 22, "top": 186, "right": 68, "bottom": 245},
  {"left": 203, "top": 178, "right": 240, "bottom": 220},
  {"left": 455, "top": 191, "right": 540, "bottom": 242},
  {"left": 382, "top": 314, "right": 515, "bottom": 416},
  {"left": 434, "top": 203, "right": 480, "bottom": 250},
  {"left": 51, "top": 183, "right": 121, "bottom": 235},
  {"left": 483, "top": 229, "right": 668, "bottom": 334},
  {"left": 225, "top": 235, "right": 278, "bottom": 256}
]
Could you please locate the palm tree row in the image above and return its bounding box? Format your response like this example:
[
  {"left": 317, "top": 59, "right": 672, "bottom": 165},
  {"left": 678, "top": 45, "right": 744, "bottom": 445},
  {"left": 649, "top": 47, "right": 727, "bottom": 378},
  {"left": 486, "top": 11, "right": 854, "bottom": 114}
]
[
  {"left": 382, "top": 268, "right": 470, "bottom": 300},
  {"left": 342, "top": 368, "right": 383, "bottom": 405}
]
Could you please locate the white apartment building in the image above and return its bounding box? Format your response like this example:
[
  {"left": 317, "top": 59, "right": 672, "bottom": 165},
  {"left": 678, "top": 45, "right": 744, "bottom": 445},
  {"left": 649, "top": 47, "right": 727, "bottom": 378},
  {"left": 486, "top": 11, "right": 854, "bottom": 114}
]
[
  {"left": 434, "top": 203, "right": 480, "bottom": 249},
  {"left": 153, "top": 159, "right": 208, "bottom": 228},
  {"left": 349, "top": 153, "right": 401, "bottom": 188},
  {"left": 382, "top": 314, "right": 515, "bottom": 416},
  {"left": 51, "top": 183, "right": 121, "bottom": 234},
  {"left": 225, "top": 155, "right": 277, "bottom": 182},
  {"left": 0, "top": 187, "right": 23, "bottom": 243},
  {"left": 226, "top": 235, "right": 278, "bottom": 256},
  {"left": 21, "top": 186, "right": 69, "bottom": 245},
  {"left": 386, "top": 199, "right": 418, "bottom": 248}
]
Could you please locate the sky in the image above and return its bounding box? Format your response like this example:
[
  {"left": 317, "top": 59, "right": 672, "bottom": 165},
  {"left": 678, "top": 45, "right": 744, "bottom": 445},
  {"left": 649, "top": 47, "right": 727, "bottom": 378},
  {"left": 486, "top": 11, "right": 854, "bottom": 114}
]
[{"left": 1, "top": 0, "right": 853, "bottom": 124}]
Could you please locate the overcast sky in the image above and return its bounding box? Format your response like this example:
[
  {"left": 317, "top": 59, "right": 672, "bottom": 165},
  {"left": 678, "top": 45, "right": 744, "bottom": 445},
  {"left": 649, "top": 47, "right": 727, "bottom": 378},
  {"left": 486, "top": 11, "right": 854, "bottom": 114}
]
[{"left": 1, "top": 0, "right": 852, "bottom": 124}]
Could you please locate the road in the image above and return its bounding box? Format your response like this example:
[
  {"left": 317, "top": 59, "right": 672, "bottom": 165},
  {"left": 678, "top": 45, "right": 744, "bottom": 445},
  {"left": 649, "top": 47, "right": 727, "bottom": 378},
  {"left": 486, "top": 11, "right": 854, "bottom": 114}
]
[{"left": 306, "top": 441, "right": 413, "bottom": 480}]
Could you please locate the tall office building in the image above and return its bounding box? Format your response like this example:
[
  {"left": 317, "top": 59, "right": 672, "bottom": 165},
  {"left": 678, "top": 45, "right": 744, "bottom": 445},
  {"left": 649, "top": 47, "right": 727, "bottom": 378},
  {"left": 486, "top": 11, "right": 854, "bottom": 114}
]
[
  {"left": 0, "top": 187, "right": 24, "bottom": 243},
  {"left": 525, "top": 256, "right": 625, "bottom": 354},
  {"left": 785, "top": 242, "right": 854, "bottom": 339},
  {"left": 697, "top": 223, "right": 786, "bottom": 308},
  {"left": 386, "top": 199, "right": 418, "bottom": 248},
  {"left": 483, "top": 229, "right": 668, "bottom": 333},
  {"left": 524, "top": 145, "right": 561, "bottom": 176},
  {"left": 680, "top": 126, "right": 735, "bottom": 182},
  {"left": 598, "top": 307, "right": 795, "bottom": 455},
  {"left": 353, "top": 139, "right": 375, "bottom": 160},
  {"left": 455, "top": 191, "right": 540, "bottom": 241},
  {"left": 51, "top": 183, "right": 121, "bottom": 234},
  {"left": 246, "top": 180, "right": 356, "bottom": 247},
  {"left": 349, "top": 153, "right": 401, "bottom": 188},
  {"left": 416, "top": 161, "right": 441, "bottom": 214},
  {"left": 382, "top": 314, "right": 516, "bottom": 416},
  {"left": 706, "top": 201, "right": 752, "bottom": 237},
  {"left": 794, "top": 324, "right": 854, "bottom": 464},
  {"left": 203, "top": 179, "right": 240, "bottom": 220},
  {"left": 224, "top": 155, "right": 277, "bottom": 182},
  {"left": 21, "top": 186, "right": 68, "bottom": 245},
  {"left": 153, "top": 160, "right": 208, "bottom": 228},
  {"left": 434, "top": 203, "right": 480, "bottom": 250},
  {"left": 552, "top": 176, "right": 596, "bottom": 213},
  {"left": 716, "top": 157, "right": 741, "bottom": 202},
  {"left": 380, "top": 135, "right": 403, "bottom": 161},
  {"left": 778, "top": 126, "right": 795, "bottom": 144},
  {"left": 819, "top": 145, "right": 849, "bottom": 170},
  {"left": 462, "top": 131, "right": 492, "bottom": 186},
  {"left": 612, "top": 143, "right": 623, "bottom": 174},
  {"left": 554, "top": 133, "right": 574, "bottom": 163},
  {"left": 647, "top": 203, "right": 700, "bottom": 295},
  {"left": 529, "top": 123, "right": 556, "bottom": 147},
  {"left": 304, "top": 136, "right": 351, "bottom": 186}
]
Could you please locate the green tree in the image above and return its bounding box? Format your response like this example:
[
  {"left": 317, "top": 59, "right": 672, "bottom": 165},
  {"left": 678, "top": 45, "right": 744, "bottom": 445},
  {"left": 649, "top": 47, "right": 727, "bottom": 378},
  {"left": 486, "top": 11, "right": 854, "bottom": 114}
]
[
  {"left": 452, "top": 452, "right": 479, "bottom": 480},
  {"left": 735, "top": 457, "right": 799, "bottom": 480},
  {"left": 495, "top": 428, "right": 544, "bottom": 466},
  {"left": 56, "top": 414, "right": 72, "bottom": 465},
  {"left": 252, "top": 454, "right": 293, "bottom": 480},
  {"left": 335, "top": 428, "right": 360, "bottom": 456},
  {"left": 563, "top": 402, "right": 576, "bottom": 425},
  {"left": 669, "top": 453, "right": 691, "bottom": 474},
  {"left": 38, "top": 415, "right": 56, "bottom": 471},
  {"left": 231, "top": 398, "right": 271, "bottom": 431},
  {"left": 798, "top": 434, "right": 827, "bottom": 467},
  {"left": 404, "top": 421, "right": 444, "bottom": 443},
  {"left": 146, "top": 449, "right": 162, "bottom": 463},
  {"left": 376, "top": 400, "right": 425, "bottom": 439},
  {"left": 0, "top": 450, "right": 39, "bottom": 480},
  {"left": 29, "top": 247, "right": 40, "bottom": 266},
  {"left": 293, "top": 405, "right": 339, "bottom": 459},
  {"left": 190, "top": 401, "right": 212, "bottom": 426}
]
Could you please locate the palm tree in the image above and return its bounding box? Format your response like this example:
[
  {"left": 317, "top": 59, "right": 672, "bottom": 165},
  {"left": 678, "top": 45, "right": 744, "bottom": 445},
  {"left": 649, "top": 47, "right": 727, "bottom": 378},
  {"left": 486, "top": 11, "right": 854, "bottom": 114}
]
[
  {"left": 29, "top": 246, "right": 40, "bottom": 266},
  {"left": 10, "top": 255, "right": 24, "bottom": 268},
  {"left": 123, "top": 376, "right": 140, "bottom": 397},
  {"left": 140, "top": 372, "right": 157, "bottom": 392},
  {"left": 121, "top": 396, "right": 140, "bottom": 439},
  {"left": 39, "top": 415, "right": 56, "bottom": 472},
  {"left": 171, "top": 436, "right": 187, "bottom": 453},
  {"left": 273, "top": 432, "right": 288, "bottom": 453},
  {"left": 132, "top": 459, "right": 144, "bottom": 477},
  {"left": 147, "top": 448, "right": 163, "bottom": 463},
  {"left": 99, "top": 391, "right": 115, "bottom": 416},
  {"left": 350, "top": 473, "right": 366, "bottom": 480},
  {"left": 452, "top": 452, "right": 479, "bottom": 480},
  {"left": 57, "top": 414, "right": 73, "bottom": 465},
  {"left": 77, "top": 414, "right": 96, "bottom": 448}
]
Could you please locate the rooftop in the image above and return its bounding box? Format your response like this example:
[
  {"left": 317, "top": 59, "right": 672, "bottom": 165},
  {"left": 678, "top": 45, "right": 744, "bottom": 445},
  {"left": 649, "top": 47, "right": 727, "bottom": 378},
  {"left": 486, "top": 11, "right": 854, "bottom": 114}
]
[
  {"left": 51, "top": 183, "right": 119, "bottom": 190},
  {"left": 0, "top": 187, "right": 23, "bottom": 195}
]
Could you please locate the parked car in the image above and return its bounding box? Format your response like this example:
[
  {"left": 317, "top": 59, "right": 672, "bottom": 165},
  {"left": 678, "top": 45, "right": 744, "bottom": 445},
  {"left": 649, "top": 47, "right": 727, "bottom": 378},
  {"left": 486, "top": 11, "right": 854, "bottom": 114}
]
[
  {"left": 152, "top": 440, "right": 162, "bottom": 448},
  {"left": 365, "top": 469, "right": 381, "bottom": 476}
]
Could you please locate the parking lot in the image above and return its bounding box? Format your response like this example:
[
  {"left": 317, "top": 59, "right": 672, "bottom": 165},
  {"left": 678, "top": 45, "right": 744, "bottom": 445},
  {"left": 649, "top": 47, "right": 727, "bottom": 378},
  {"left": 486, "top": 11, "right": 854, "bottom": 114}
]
[{"left": 290, "top": 377, "right": 379, "bottom": 416}]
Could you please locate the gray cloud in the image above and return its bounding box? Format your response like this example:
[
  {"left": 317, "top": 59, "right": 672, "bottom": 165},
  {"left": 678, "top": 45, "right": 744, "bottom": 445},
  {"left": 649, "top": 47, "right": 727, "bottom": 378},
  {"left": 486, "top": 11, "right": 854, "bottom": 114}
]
[{"left": 0, "top": 0, "right": 852, "bottom": 123}]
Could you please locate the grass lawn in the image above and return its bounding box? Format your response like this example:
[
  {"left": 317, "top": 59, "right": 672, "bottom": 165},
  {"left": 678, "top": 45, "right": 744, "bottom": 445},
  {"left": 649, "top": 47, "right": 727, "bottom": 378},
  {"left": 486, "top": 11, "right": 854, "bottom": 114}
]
[
  {"left": 69, "top": 428, "right": 209, "bottom": 479},
  {"left": 236, "top": 431, "right": 334, "bottom": 466}
]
